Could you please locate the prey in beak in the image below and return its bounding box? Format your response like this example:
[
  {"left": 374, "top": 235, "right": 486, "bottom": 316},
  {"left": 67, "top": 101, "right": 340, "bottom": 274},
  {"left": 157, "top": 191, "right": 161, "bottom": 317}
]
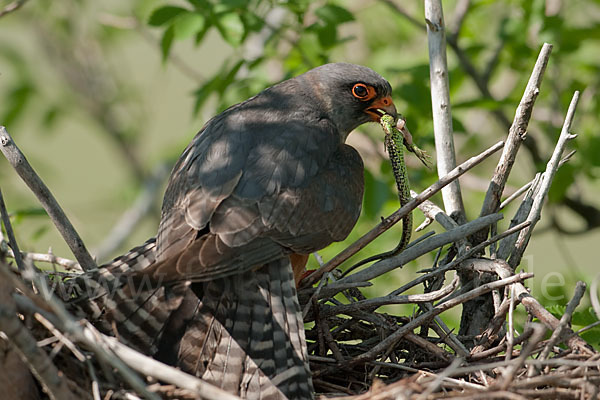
[{"left": 366, "top": 95, "right": 397, "bottom": 122}]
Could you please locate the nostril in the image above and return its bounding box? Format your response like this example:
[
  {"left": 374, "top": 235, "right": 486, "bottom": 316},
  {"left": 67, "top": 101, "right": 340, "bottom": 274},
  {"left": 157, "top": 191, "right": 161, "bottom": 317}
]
[{"left": 383, "top": 98, "right": 389, "bottom": 105}]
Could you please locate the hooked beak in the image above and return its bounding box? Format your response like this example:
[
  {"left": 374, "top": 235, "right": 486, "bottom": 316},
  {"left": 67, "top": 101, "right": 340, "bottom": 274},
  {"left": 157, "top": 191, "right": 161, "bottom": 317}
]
[{"left": 365, "top": 95, "right": 397, "bottom": 122}]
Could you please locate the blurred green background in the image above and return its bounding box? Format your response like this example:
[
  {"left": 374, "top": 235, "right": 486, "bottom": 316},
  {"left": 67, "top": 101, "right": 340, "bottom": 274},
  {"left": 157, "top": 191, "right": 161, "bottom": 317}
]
[{"left": 1, "top": 0, "right": 599, "bottom": 342}]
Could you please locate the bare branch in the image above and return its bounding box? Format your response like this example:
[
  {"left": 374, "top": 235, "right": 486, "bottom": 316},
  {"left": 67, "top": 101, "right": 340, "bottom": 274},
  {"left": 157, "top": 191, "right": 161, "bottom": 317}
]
[
  {"left": 479, "top": 43, "right": 553, "bottom": 227},
  {"left": 0, "top": 189, "right": 25, "bottom": 271},
  {"left": 509, "top": 91, "right": 579, "bottom": 267},
  {"left": 538, "top": 281, "right": 586, "bottom": 362},
  {"left": 0, "top": 0, "right": 28, "bottom": 18},
  {"left": 425, "top": 0, "right": 466, "bottom": 223},
  {"left": 341, "top": 213, "right": 502, "bottom": 284},
  {"left": 0, "top": 264, "right": 78, "bottom": 400},
  {"left": 0, "top": 127, "right": 97, "bottom": 271}
]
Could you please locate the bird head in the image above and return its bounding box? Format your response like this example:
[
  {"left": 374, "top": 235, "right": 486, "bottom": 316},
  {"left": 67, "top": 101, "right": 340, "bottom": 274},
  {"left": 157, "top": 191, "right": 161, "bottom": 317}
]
[{"left": 298, "top": 63, "right": 397, "bottom": 140}]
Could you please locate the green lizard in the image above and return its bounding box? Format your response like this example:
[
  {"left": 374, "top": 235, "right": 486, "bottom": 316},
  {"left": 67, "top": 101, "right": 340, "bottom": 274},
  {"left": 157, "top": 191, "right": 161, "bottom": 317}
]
[{"left": 342, "top": 112, "right": 430, "bottom": 276}]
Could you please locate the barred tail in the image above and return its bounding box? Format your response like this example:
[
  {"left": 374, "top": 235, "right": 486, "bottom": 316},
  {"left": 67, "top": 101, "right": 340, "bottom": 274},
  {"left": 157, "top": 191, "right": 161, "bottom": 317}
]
[
  {"left": 67, "top": 238, "right": 186, "bottom": 355},
  {"left": 165, "top": 258, "right": 314, "bottom": 400}
]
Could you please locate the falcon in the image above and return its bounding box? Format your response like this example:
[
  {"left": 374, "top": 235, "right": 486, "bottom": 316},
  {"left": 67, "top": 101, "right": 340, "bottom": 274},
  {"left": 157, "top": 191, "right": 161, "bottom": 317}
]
[{"left": 78, "top": 63, "right": 397, "bottom": 400}]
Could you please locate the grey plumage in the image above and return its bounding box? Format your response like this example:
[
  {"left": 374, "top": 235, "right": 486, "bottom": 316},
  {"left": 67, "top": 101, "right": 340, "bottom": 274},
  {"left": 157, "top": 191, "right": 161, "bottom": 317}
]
[{"left": 69, "top": 63, "right": 396, "bottom": 400}]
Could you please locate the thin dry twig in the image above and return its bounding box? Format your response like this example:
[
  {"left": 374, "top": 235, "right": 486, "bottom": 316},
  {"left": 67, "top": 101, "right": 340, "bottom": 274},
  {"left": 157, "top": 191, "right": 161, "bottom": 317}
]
[
  {"left": 0, "top": 127, "right": 97, "bottom": 271},
  {"left": 478, "top": 43, "right": 553, "bottom": 226}
]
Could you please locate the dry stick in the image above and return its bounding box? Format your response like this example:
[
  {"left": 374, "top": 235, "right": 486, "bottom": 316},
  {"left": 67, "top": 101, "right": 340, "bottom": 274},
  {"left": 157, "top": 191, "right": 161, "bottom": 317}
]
[
  {"left": 499, "top": 181, "right": 533, "bottom": 210},
  {"left": 3, "top": 247, "right": 81, "bottom": 271},
  {"left": 478, "top": 43, "right": 553, "bottom": 232},
  {"left": 481, "top": 258, "right": 592, "bottom": 353},
  {"left": 303, "top": 140, "right": 504, "bottom": 287},
  {"left": 348, "top": 272, "right": 532, "bottom": 365},
  {"left": 341, "top": 213, "right": 502, "bottom": 285},
  {"left": 0, "top": 188, "right": 25, "bottom": 271},
  {"left": 425, "top": 0, "right": 466, "bottom": 223},
  {"left": 418, "top": 357, "right": 465, "bottom": 400},
  {"left": 538, "top": 281, "right": 587, "bottom": 362},
  {"left": 387, "top": 221, "right": 530, "bottom": 297},
  {"left": 10, "top": 265, "right": 162, "bottom": 400},
  {"left": 12, "top": 286, "right": 243, "bottom": 400},
  {"left": 0, "top": 0, "right": 28, "bottom": 18},
  {"left": 509, "top": 91, "right": 579, "bottom": 268},
  {"left": 496, "top": 174, "right": 541, "bottom": 260},
  {"left": 0, "top": 126, "right": 96, "bottom": 271},
  {"left": 499, "top": 323, "right": 547, "bottom": 390},
  {"left": 0, "top": 264, "right": 78, "bottom": 400},
  {"left": 315, "top": 274, "right": 459, "bottom": 319}
]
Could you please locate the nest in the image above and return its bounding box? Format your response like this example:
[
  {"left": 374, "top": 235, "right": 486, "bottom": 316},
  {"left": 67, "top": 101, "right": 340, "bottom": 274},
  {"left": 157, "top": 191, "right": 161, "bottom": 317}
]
[{"left": 1, "top": 44, "right": 599, "bottom": 400}]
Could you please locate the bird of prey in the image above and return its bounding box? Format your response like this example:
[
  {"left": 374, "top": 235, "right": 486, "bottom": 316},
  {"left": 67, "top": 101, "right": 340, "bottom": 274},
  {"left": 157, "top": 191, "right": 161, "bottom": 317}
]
[{"left": 75, "top": 63, "right": 397, "bottom": 400}]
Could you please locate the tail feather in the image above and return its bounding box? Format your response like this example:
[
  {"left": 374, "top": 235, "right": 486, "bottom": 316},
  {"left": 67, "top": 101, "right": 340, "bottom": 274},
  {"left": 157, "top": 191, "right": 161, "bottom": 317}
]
[
  {"left": 67, "top": 238, "right": 186, "bottom": 354},
  {"left": 171, "top": 258, "right": 314, "bottom": 399}
]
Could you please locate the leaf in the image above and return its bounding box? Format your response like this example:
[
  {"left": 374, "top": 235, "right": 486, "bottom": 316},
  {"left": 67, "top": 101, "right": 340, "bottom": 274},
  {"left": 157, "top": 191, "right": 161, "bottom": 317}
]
[
  {"left": 160, "top": 25, "right": 175, "bottom": 61},
  {"left": 193, "top": 60, "right": 245, "bottom": 114},
  {"left": 1, "top": 83, "right": 33, "bottom": 127},
  {"left": 316, "top": 23, "right": 337, "bottom": 48},
  {"left": 173, "top": 12, "right": 205, "bottom": 39},
  {"left": 216, "top": 12, "right": 245, "bottom": 46},
  {"left": 315, "top": 4, "right": 355, "bottom": 25},
  {"left": 148, "top": 6, "right": 188, "bottom": 26}
]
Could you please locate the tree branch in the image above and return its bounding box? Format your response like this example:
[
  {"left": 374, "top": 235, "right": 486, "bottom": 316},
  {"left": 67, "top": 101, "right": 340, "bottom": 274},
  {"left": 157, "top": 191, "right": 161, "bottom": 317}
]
[
  {"left": 0, "top": 127, "right": 97, "bottom": 271},
  {"left": 425, "top": 0, "right": 466, "bottom": 223}
]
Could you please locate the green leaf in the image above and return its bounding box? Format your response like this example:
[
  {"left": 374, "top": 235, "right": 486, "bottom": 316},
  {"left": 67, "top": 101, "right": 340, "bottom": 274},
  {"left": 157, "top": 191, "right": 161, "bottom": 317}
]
[
  {"left": 148, "top": 6, "right": 188, "bottom": 26},
  {"left": 315, "top": 4, "right": 355, "bottom": 25},
  {"left": 216, "top": 12, "right": 245, "bottom": 46},
  {"left": 1, "top": 83, "right": 33, "bottom": 127},
  {"left": 315, "top": 23, "right": 337, "bottom": 48},
  {"left": 193, "top": 60, "right": 245, "bottom": 114},
  {"left": 173, "top": 12, "right": 205, "bottom": 39},
  {"left": 160, "top": 25, "right": 175, "bottom": 61}
]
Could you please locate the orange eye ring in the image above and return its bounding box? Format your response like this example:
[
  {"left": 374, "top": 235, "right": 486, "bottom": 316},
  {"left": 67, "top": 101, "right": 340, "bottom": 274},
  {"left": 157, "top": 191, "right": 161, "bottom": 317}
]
[{"left": 352, "top": 83, "right": 376, "bottom": 101}]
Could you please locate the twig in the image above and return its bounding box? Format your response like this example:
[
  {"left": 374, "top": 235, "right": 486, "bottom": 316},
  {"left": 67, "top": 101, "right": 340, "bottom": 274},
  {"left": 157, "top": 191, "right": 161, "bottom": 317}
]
[
  {"left": 496, "top": 173, "right": 541, "bottom": 260},
  {"left": 0, "top": 189, "right": 25, "bottom": 271},
  {"left": 0, "top": 263, "right": 78, "bottom": 400},
  {"left": 0, "top": 0, "right": 28, "bottom": 18},
  {"left": 349, "top": 272, "right": 532, "bottom": 364},
  {"left": 489, "top": 258, "right": 592, "bottom": 353},
  {"left": 418, "top": 357, "right": 464, "bottom": 399},
  {"left": 0, "top": 127, "right": 97, "bottom": 271},
  {"left": 388, "top": 221, "right": 530, "bottom": 297},
  {"left": 302, "top": 140, "right": 504, "bottom": 287},
  {"left": 425, "top": 0, "right": 466, "bottom": 223},
  {"left": 341, "top": 213, "right": 502, "bottom": 285},
  {"left": 509, "top": 91, "right": 579, "bottom": 267},
  {"left": 499, "top": 323, "right": 546, "bottom": 390},
  {"left": 538, "top": 281, "right": 587, "bottom": 362},
  {"left": 505, "top": 283, "right": 516, "bottom": 362},
  {"left": 448, "top": 0, "right": 471, "bottom": 38},
  {"left": 13, "top": 272, "right": 241, "bottom": 400},
  {"left": 14, "top": 261, "right": 161, "bottom": 400},
  {"left": 478, "top": 43, "right": 553, "bottom": 234},
  {"left": 314, "top": 274, "right": 459, "bottom": 319},
  {"left": 499, "top": 181, "right": 533, "bottom": 210},
  {"left": 3, "top": 247, "right": 81, "bottom": 271}
]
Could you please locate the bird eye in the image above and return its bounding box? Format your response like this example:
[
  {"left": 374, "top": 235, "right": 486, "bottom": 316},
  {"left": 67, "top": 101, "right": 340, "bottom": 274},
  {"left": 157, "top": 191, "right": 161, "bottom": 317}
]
[{"left": 352, "top": 83, "right": 369, "bottom": 99}]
